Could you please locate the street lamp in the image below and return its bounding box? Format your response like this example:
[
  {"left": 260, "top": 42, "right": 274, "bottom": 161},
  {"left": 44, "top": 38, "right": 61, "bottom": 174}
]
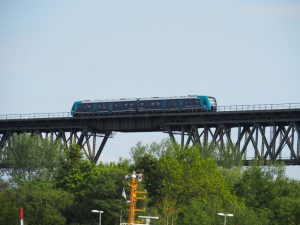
[
  {"left": 218, "top": 212, "right": 233, "bottom": 225},
  {"left": 138, "top": 215, "right": 159, "bottom": 225},
  {"left": 91, "top": 210, "right": 104, "bottom": 225}
]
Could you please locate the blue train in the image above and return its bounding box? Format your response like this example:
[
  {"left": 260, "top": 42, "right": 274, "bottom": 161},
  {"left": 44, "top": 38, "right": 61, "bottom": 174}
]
[{"left": 71, "top": 95, "right": 217, "bottom": 116}]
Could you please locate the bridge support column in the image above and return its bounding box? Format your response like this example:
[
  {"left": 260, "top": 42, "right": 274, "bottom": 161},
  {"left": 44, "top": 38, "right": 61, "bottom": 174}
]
[
  {"left": 261, "top": 127, "right": 265, "bottom": 157},
  {"left": 298, "top": 135, "right": 300, "bottom": 159},
  {"left": 75, "top": 131, "right": 112, "bottom": 162},
  {"left": 296, "top": 124, "right": 300, "bottom": 159},
  {"left": 203, "top": 126, "right": 209, "bottom": 149},
  {"left": 93, "top": 133, "right": 111, "bottom": 163}
]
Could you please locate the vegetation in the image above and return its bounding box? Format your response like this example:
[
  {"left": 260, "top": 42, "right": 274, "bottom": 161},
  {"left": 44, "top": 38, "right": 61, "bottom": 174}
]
[{"left": 0, "top": 134, "right": 300, "bottom": 224}]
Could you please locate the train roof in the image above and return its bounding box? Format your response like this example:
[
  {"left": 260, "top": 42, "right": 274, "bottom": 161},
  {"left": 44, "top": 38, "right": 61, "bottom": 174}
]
[
  {"left": 138, "top": 95, "right": 200, "bottom": 101},
  {"left": 77, "top": 95, "right": 214, "bottom": 104},
  {"left": 80, "top": 98, "right": 137, "bottom": 103}
]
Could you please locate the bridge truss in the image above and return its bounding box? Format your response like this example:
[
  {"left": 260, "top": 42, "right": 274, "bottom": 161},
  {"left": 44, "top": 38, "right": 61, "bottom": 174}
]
[
  {"left": 167, "top": 123, "right": 300, "bottom": 165},
  {"left": 0, "top": 106, "right": 300, "bottom": 165},
  {"left": 0, "top": 130, "right": 112, "bottom": 163}
]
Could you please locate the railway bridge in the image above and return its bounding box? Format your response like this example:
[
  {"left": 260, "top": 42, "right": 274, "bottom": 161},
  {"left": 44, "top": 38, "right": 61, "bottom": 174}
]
[{"left": 0, "top": 103, "right": 300, "bottom": 165}]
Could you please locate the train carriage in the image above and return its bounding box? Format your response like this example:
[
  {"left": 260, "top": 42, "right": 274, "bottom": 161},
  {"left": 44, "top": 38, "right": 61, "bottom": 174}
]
[
  {"left": 137, "top": 95, "right": 216, "bottom": 112},
  {"left": 71, "top": 99, "right": 137, "bottom": 116},
  {"left": 71, "top": 95, "right": 217, "bottom": 116}
]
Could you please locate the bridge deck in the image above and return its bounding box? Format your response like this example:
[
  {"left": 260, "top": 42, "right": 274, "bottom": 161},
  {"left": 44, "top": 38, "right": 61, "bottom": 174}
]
[{"left": 0, "top": 109, "right": 300, "bottom": 133}]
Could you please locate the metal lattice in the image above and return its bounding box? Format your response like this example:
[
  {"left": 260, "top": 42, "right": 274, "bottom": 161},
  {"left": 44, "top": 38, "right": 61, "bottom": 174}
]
[{"left": 167, "top": 123, "right": 300, "bottom": 165}]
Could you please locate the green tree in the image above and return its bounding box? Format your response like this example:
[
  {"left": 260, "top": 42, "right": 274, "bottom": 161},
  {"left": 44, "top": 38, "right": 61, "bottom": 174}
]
[
  {"left": 215, "top": 143, "right": 243, "bottom": 168},
  {"left": 56, "top": 144, "right": 130, "bottom": 225},
  {"left": 269, "top": 178, "right": 300, "bottom": 225},
  {"left": 0, "top": 133, "right": 73, "bottom": 224},
  {"left": 1, "top": 133, "right": 63, "bottom": 183},
  {"left": 233, "top": 164, "right": 300, "bottom": 225},
  {"left": 132, "top": 141, "right": 239, "bottom": 225},
  {"left": 0, "top": 181, "right": 73, "bottom": 225},
  {"left": 131, "top": 142, "right": 163, "bottom": 206},
  {"left": 234, "top": 165, "right": 275, "bottom": 209}
]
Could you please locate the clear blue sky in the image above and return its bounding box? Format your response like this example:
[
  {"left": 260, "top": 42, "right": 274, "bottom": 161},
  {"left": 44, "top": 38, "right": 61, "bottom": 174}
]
[{"left": 1, "top": 1, "right": 300, "bottom": 177}]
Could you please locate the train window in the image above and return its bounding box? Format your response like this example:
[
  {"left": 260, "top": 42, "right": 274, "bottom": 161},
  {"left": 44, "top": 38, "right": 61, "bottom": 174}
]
[
  {"left": 150, "top": 102, "right": 155, "bottom": 106},
  {"left": 140, "top": 102, "right": 144, "bottom": 106},
  {"left": 81, "top": 104, "right": 88, "bottom": 111},
  {"left": 156, "top": 101, "right": 160, "bottom": 106}
]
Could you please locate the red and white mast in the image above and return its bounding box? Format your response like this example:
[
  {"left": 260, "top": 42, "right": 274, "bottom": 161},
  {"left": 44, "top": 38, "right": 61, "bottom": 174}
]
[{"left": 20, "top": 208, "right": 24, "bottom": 225}]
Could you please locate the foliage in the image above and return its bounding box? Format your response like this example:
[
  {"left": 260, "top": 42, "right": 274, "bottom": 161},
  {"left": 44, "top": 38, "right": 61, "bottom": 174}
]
[
  {"left": 0, "top": 181, "right": 73, "bottom": 225},
  {"left": 131, "top": 141, "right": 239, "bottom": 225},
  {"left": 1, "top": 134, "right": 300, "bottom": 225},
  {"left": 0, "top": 133, "right": 63, "bottom": 183},
  {"left": 234, "top": 165, "right": 300, "bottom": 225},
  {"left": 131, "top": 141, "right": 165, "bottom": 206},
  {"left": 56, "top": 144, "right": 130, "bottom": 225},
  {"left": 234, "top": 166, "right": 276, "bottom": 208},
  {"left": 215, "top": 143, "right": 243, "bottom": 168}
]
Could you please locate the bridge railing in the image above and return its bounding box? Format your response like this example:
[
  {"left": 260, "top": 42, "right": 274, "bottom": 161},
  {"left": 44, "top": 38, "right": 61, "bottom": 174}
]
[
  {"left": 217, "top": 103, "right": 300, "bottom": 112},
  {"left": 0, "top": 112, "right": 71, "bottom": 120}
]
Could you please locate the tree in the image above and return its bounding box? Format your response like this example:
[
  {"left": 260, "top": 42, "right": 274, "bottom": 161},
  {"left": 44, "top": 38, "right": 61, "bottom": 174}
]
[
  {"left": 234, "top": 165, "right": 276, "bottom": 209},
  {"left": 0, "top": 134, "right": 72, "bottom": 224},
  {"left": 269, "top": 178, "right": 300, "bottom": 225},
  {"left": 131, "top": 141, "right": 239, "bottom": 225},
  {"left": 233, "top": 164, "right": 300, "bottom": 225},
  {"left": 0, "top": 181, "right": 73, "bottom": 225},
  {"left": 131, "top": 142, "right": 163, "bottom": 206},
  {"left": 56, "top": 144, "right": 130, "bottom": 225},
  {"left": 1, "top": 133, "right": 64, "bottom": 183},
  {"left": 215, "top": 143, "right": 243, "bottom": 168}
]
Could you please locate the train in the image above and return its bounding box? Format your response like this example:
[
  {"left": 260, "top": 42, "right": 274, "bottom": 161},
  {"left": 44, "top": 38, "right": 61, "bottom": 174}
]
[{"left": 71, "top": 95, "right": 217, "bottom": 116}]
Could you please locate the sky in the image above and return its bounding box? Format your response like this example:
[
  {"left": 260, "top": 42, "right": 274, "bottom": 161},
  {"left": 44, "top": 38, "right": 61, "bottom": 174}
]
[{"left": 1, "top": 0, "right": 300, "bottom": 178}]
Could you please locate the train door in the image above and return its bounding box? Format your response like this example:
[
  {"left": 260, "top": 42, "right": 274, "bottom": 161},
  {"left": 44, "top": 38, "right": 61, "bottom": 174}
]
[
  {"left": 199, "top": 96, "right": 209, "bottom": 111},
  {"left": 178, "top": 99, "right": 184, "bottom": 110},
  {"left": 108, "top": 102, "right": 113, "bottom": 112}
]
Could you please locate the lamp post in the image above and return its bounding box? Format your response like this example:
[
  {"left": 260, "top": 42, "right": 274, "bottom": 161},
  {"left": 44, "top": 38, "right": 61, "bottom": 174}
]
[
  {"left": 138, "top": 216, "right": 159, "bottom": 225},
  {"left": 91, "top": 210, "right": 104, "bottom": 225},
  {"left": 218, "top": 212, "right": 233, "bottom": 225}
]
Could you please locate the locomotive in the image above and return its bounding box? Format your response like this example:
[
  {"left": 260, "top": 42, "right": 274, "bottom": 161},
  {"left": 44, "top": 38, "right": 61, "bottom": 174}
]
[{"left": 71, "top": 95, "right": 217, "bottom": 116}]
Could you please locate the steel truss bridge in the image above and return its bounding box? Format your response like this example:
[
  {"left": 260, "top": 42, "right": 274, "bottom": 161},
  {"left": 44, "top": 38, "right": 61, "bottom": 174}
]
[{"left": 0, "top": 103, "right": 300, "bottom": 165}]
